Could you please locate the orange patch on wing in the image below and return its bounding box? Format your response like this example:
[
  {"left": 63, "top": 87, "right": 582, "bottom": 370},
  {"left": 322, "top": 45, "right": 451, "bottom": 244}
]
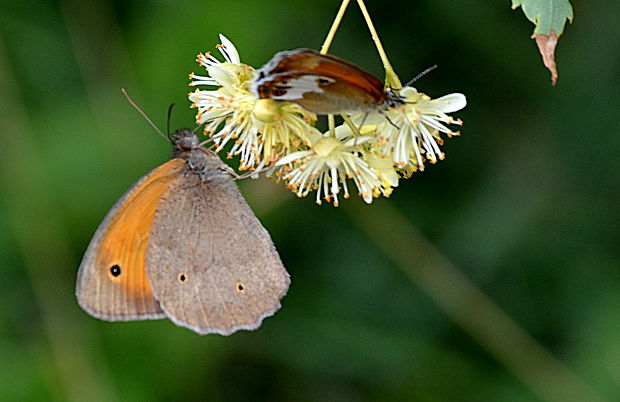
[
  {"left": 273, "top": 51, "right": 385, "bottom": 102},
  {"left": 95, "top": 158, "right": 186, "bottom": 315}
]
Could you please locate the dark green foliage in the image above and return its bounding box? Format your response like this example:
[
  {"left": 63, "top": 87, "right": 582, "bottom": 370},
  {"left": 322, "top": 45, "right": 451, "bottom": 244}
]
[{"left": 0, "top": 0, "right": 619, "bottom": 400}]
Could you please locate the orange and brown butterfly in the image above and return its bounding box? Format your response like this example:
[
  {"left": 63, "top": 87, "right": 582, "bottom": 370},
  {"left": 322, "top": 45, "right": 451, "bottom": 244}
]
[
  {"left": 76, "top": 128, "right": 290, "bottom": 335},
  {"left": 250, "top": 48, "right": 404, "bottom": 115}
]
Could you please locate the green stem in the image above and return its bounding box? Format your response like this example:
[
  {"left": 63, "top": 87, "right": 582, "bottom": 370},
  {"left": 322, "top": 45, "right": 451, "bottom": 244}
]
[
  {"left": 356, "top": 0, "right": 402, "bottom": 88},
  {"left": 342, "top": 114, "right": 361, "bottom": 137},
  {"left": 328, "top": 114, "right": 336, "bottom": 137},
  {"left": 321, "top": 0, "right": 350, "bottom": 54}
]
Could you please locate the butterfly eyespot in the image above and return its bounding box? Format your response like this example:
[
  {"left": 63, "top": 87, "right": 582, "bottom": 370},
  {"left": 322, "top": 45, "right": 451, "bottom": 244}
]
[
  {"left": 273, "top": 89, "right": 286, "bottom": 96},
  {"left": 317, "top": 78, "right": 331, "bottom": 85},
  {"left": 178, "top": 273, "right": 188, "bottom": 283},
  {"left": 235, "top": 282, "right": 246, "bottom": 293},
  {"left": 110, "top": 265, "right": 121, "bottom": 277}
]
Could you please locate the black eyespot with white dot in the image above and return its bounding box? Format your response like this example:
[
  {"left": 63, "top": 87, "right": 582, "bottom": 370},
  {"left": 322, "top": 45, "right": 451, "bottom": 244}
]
[
  {"left": 110, "top": 265, "right": 121, "bottom": 277},
  {"left": 178, "top": 273, "right": 188, "bottom": 283},
  {"left": 236, "top": 282, "right": 246, "bottom": 293}
]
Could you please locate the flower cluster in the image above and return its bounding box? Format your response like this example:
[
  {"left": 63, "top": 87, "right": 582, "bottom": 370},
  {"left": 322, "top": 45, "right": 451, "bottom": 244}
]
[
  {"left": 189, "top": 35, "right": 466, "bottom": 206},
  {"left": 189, "top": 35, "right": 317, "bottom": 171}
]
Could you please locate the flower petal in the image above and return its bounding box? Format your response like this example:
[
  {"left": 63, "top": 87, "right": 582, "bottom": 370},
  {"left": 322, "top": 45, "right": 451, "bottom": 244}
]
[
  {"left": 341, "top": 136, "right": 373, "bottom": 147},
  {"left": 433, "top": 93, "right": 467, "bottom": 113},
  {"left": 218, "top": 34, "right": 240, "bottom": 64},
  {"left": 276, "top": 150, "right": 313, "bottom": 166}
]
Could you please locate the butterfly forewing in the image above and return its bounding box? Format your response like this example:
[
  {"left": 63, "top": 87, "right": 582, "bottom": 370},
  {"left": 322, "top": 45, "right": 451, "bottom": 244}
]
[
  {"left": 252, "top": 48, "right": 388, "bottom": 114},
  {"left": 76, "top": 160, "right": 188, "bottom": 321}
]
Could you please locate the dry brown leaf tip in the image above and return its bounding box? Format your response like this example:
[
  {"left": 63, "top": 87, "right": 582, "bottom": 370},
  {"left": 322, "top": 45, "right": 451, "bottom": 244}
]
[{"left": 532, "top": 30, "right": 559, "bottom": 85}]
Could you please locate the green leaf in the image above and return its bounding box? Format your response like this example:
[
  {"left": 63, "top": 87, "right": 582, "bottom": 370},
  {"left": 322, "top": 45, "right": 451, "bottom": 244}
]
[{"left": 512, "top": 0, "right": 574, "bottom": 36}]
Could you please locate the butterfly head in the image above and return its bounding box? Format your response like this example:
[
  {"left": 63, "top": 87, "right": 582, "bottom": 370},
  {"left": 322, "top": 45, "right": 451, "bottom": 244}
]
[
  {"left": 171, "top": 129, "right": 200, "bottom": 152},
  {"left": 384, "top": 88, "right": 406, "bottom": 109}
]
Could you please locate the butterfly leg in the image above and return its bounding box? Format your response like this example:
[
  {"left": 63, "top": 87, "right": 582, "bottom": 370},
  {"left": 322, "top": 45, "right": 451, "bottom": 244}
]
[
  {"left": 232, "top": 162, "right": 269, "bottom": 181},
  {"left": 379, "top": 110, "right": 400, "bottom": 130}
]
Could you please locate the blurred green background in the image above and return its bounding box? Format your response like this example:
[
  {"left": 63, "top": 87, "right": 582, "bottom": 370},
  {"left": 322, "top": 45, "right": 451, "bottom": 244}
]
[{"left": 1, "top": 0, "right": 619, "bottom": 400}]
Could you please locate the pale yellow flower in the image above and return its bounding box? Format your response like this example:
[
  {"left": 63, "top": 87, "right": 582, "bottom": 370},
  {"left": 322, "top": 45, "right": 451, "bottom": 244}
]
[
  {"left": 189, "top": 34, "right": 252, "bottom": 90},
  {"left": 371, "top": 87, "right": 466, "bottom": 170},
  {"left": 365, "top": 152, "right": 399, "bottom": 196},
  {"left": 187, "top": 36, "right": 467, "bottom": 205},
  {"left": 276, "top": 127, "right": 381, "bottom": 206}
]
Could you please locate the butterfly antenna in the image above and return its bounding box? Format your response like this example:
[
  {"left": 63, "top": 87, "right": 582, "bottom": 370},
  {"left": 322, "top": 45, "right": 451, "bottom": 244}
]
[
  {"left": 121, "top": 88, "right": 170, "bottom": 143},
  {"left": 166, "top": 103, "right": 175, "bottom": 142},
  {"left": 166, "top": 103, "right": 175, "bottom": 141},
  {"left": 404, "top": 64, "right": 438, "bottom": 87}
]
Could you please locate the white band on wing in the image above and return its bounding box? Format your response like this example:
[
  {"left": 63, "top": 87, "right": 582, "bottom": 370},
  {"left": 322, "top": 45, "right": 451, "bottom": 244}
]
[{"left": 270, "top": 74, "right": 335, "bottom": 100}]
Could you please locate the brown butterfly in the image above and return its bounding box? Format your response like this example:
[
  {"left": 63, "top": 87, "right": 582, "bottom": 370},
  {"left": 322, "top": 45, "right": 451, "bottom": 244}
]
[
  {"left": 250, "top": 48, "right": 404, "bottom": 115},
  {"left": 76, "top": 128, "right": 290, "bottom": 335}
]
